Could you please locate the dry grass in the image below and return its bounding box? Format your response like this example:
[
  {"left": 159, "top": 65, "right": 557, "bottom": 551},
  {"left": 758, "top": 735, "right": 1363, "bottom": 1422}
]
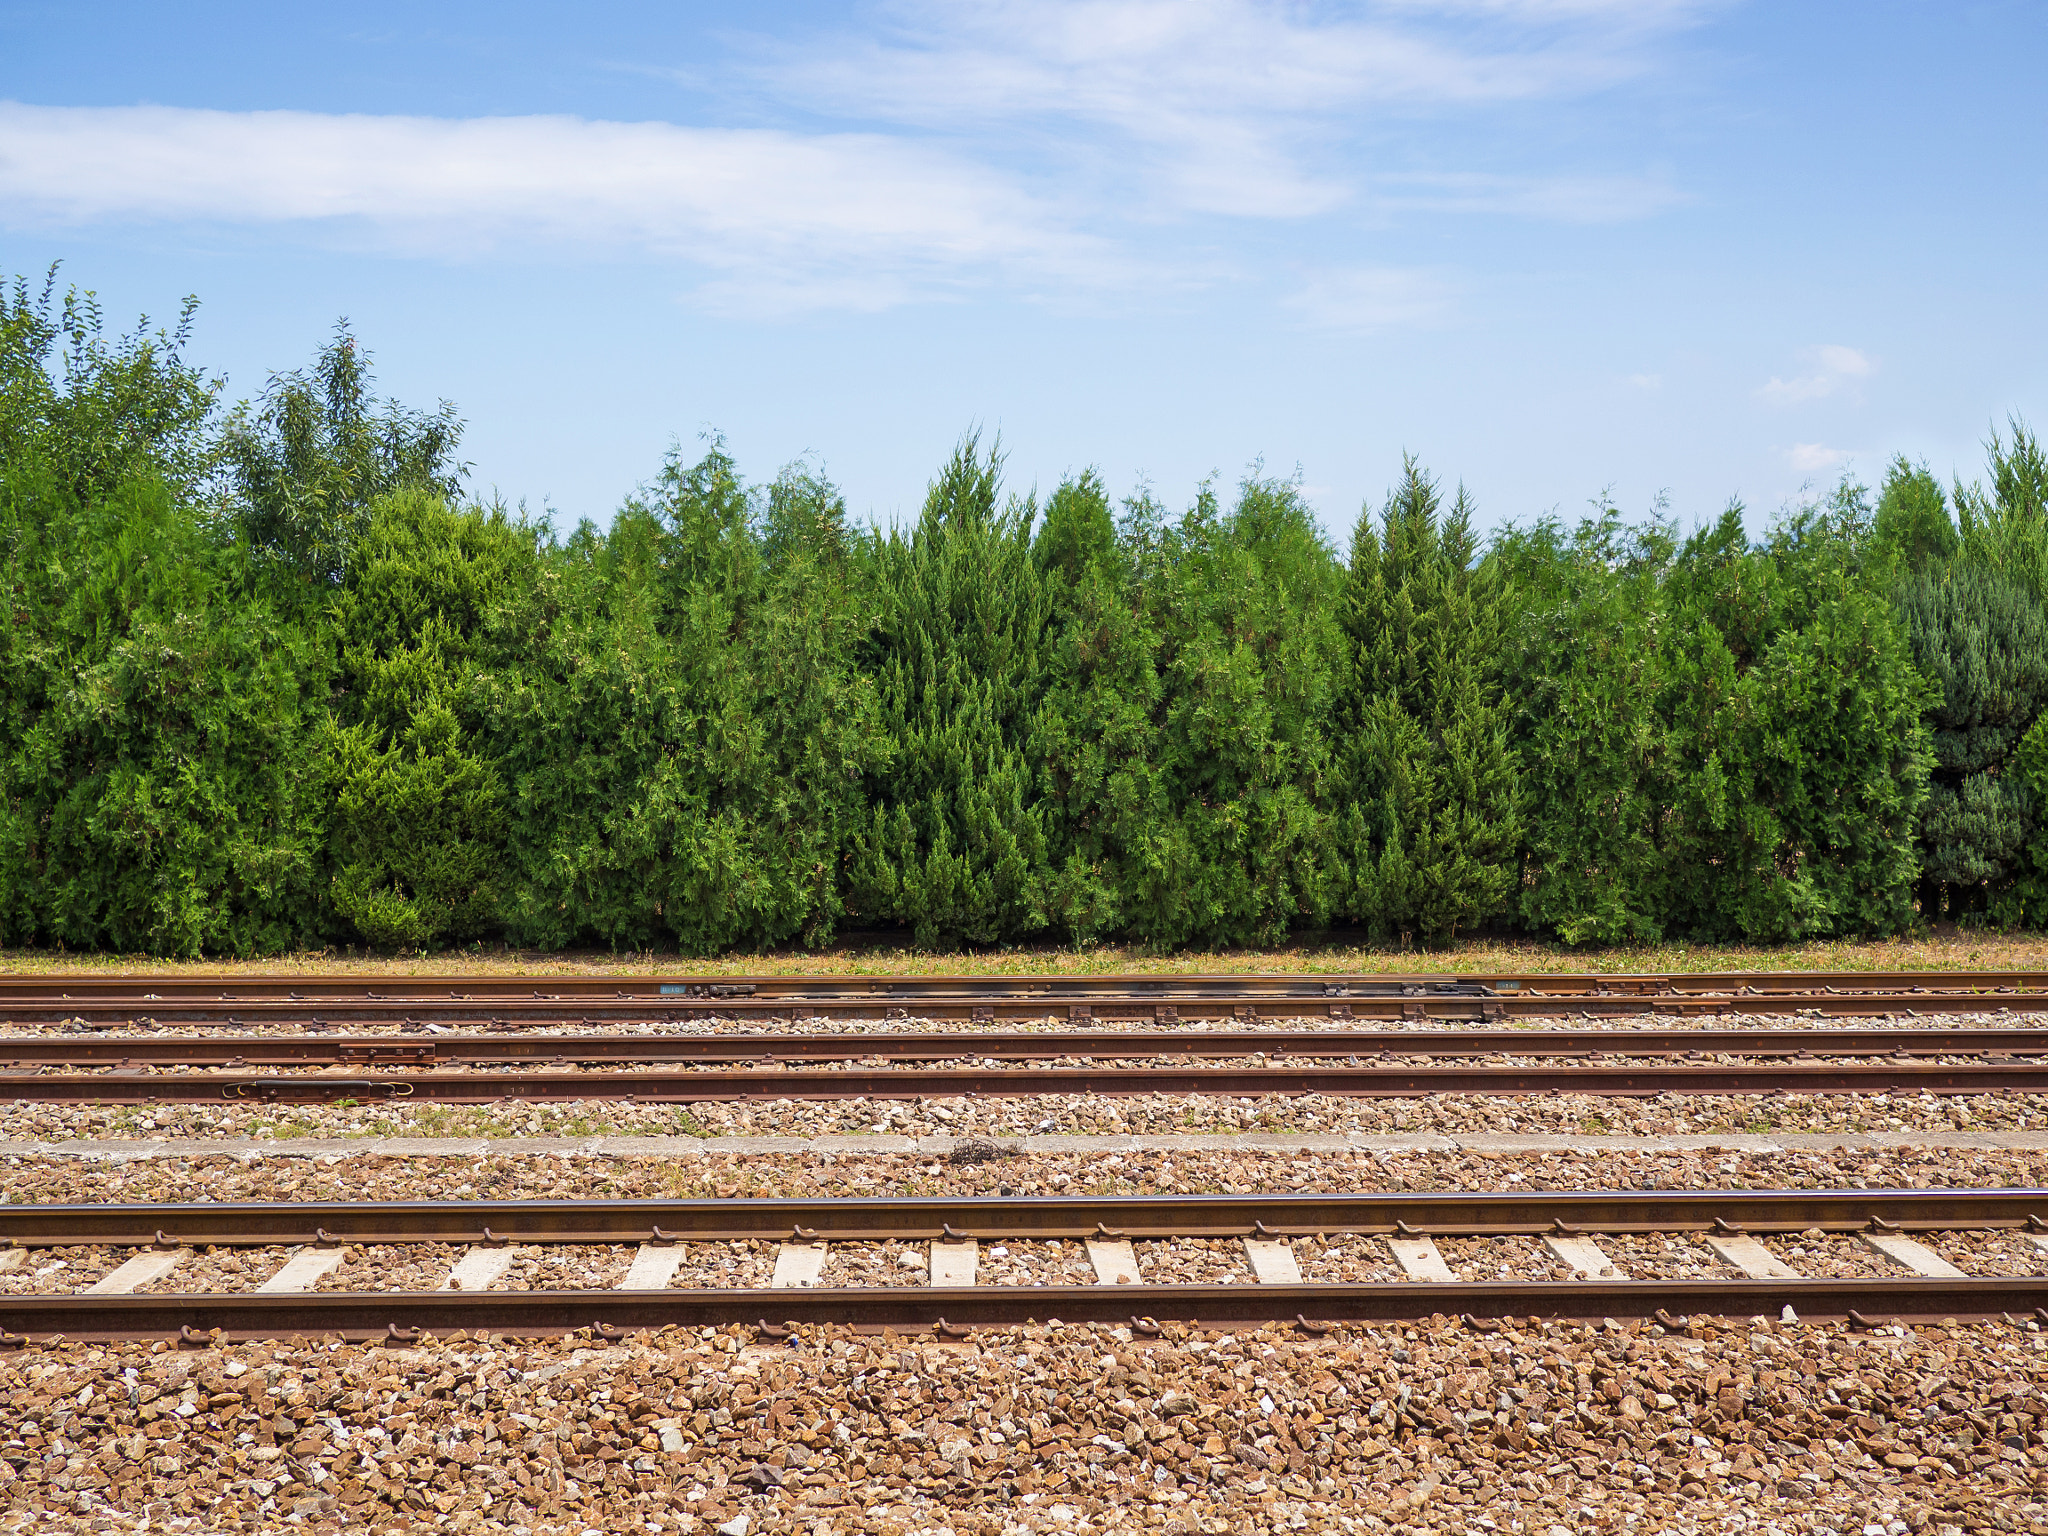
[{"left": 4, "top": 928, "right": 2048, "bottom": 978}]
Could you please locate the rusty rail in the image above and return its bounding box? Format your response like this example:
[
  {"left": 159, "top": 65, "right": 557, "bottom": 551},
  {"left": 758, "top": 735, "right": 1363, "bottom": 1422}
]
[
  {"left": 4, "top": 970, "right": 2048, "bottom": 1028},
  {"left": 2, "top": 1188, "right": 2046, "bottom": 1337},
  {"left": 6, "top": 1024, "right": 2048, "bottom": 1066},
  {"left": 4, "top": 1276, "right": 2040, "bottom": 1340},
  {"left": 12, "top": 1059, "right": 2048, "bottom": 1103},
  {"left": 2, "top": 1186, "right": 2043, "bottom": 1245}
]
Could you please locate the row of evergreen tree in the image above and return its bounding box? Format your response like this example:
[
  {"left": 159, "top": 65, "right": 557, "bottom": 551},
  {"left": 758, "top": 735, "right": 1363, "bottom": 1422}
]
[{"left": 6, "top": 270, "right": 2048, "bottom": 956}]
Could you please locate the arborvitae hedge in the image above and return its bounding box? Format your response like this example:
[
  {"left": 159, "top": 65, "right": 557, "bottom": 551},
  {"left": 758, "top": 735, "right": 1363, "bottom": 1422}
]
[{"left": 8, "top": 269, "right": 2048, "bottom": 953}]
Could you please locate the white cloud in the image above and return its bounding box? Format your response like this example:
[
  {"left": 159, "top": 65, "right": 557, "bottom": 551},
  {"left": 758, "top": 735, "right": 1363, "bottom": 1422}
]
[
  {"left": 0, "top": 101, "right": 1116, "bottom": 312},
  {"left": 1369, "top": 170, "right": 1683, "bottom": 223},
  {"left": 1626, "top": 372, "right": 1662, "bottom": 391},
  {"left": 1285, "top": 266, "right": 1452, "bottom": 332},
  {"left": 1787, "top": 442, "right": 1853, "bottom": 474},
  {"left": 749, "top": 0, "right": 1710, "bottom": 220},
  {"left": 1757, "top": 343, "right": 1876, "bottom": 405},
  {"left": 0, "top": 3, "right": 1715, "bottom": 315}
]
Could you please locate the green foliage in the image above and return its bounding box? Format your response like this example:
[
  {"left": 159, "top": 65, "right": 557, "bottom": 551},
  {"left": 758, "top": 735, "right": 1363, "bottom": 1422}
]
[
  {"left": 320, "top": 488, "right": 532, "bottom": 949},
  {"left": 1957, "top": 418, "right": 2048, "bottom": 603},
  {"left": 1030, "top": 469, "right": 1150, "bottom": 941},
  {"left": 0, "top": 474, "right": 324, "bottom": 954},
  {"left": 476, "top": 441, "right": 887, "bottom": 952},
  {"left": 1340, "top": 458, "right": 1521, "bottom": 944},
  {"left": 1897, "top": 562, "right": 2048, "bottom": 910},
  {"left": 1651, "top": 491, "right": 1932, "bottom": 940},
  {"left": 7, "top": 266, "right": 2046, "bottom": 954},
  {"left": 220, "top": 322, "right": 467, "bottom": 588},
  {"left": 1495, "top": 508, "right": 1670, "bottom": 945},
  {"left": 1872, "top": 456, "right": 1958, "bottom": 573},
  {"left": 1042, "top": 471, "right": 1347, "bottom": 949},
  {"left": 0, "top": 267, "right": 221, "bottom": 503},
  {"left": 846, "top": 436, "right": 1048, "bottom": 947}
]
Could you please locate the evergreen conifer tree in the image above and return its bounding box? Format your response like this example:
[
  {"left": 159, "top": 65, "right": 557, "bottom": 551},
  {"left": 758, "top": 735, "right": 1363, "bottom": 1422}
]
[
  {"left": 320, "top": 488, "right": 531, "bottom": 948},
  {"left": 1339, "top": 458, "right": 1521, "bottom": 944},
  {"left": 1030, "top": 470, "right": 1159, "bottom": 942},
  {"left": 1116, "top": 473, "right": 1346, "bottom": 947},
  {"left": 1494, "top": 509, "right": 1669, "bottom": 943},
  {"left": 845, "top": 436, "right": 1049, "bottom": 946},
  {"left": 474, "top": 443, "right": 886, "bottom": 952}
]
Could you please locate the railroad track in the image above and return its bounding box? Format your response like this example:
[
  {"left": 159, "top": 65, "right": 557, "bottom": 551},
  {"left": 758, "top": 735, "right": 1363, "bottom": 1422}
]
[
  {"left": 12, "top": 1058, "right": 2048, "bottom": 1104},
  {"left": 10, "top": 972, "right": 2048, "bottom": 1101},
  {"left": 9, "top": 1024, "right": 2048, "bottom": 1064},
  {"left": 4, "top": 1189, "right": 2047, "bottom": 1340},
  {"left": 6, "top": 970, "right": 2048, "bottom": 1027}
]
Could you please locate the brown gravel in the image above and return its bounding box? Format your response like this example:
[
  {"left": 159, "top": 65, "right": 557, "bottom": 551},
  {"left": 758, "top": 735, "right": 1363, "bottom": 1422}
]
[
  {"left": 1433, "top": 1236, "right": 1571, "bottom": 1283},
  {"left": 13, "top": 1073, "right": 2048, "bottom": 1147},
  {"left": 1778, "top": 1232, "right": 1909, "bottom": 1279},
  {"left": 1129, "top": 1240, "right": 1250, "bottom": 1287},
  {"left": 0, "top": 1247, "right": 121, "bottom": 1297},
  {"left": 1928, "top": 1231, "right": 2048, "bottom": 1279},
  {"left": 140, "top": 1248, "right": 267, "bottom": 1294},
  {"left": 1590, "top": 1231, "right": 1727, "bottom": 1280},
  {"left": 316, "top": 1244, "right": 468, "bottom": 1293},
  {"left": 669, "top": 1242, "right": 779, "bottom": 1290},
  {"left": 1296, "top": 1236, "right": 1405, "bottom": 1284},
  {"left": 817, "top": 1241, "right": 931, "bottom": 1289},
  {"left": 6, "top": 1142, "right": 2048, "bottom": 1207},
  {"left": 980, "top": 1241, "right": 1096, "bottom": 1288},
  {"left": 501, "top": 1246, "right": 635, "bottom": 1292},
  {"left": 0, "top": 1313, "right": 2039, "bottom": 1534},
  {"left": 2, "top": 1138, "right": 2046, "bottom": 1531}
]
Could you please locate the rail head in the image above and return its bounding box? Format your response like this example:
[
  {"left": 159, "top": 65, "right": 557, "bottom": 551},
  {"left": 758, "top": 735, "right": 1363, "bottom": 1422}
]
[{"left": 1, "top": 1187, "right": 2043, "bottom": 1246}]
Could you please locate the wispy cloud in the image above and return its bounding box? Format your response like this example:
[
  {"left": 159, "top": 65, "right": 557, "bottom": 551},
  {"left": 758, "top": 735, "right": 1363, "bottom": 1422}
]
[
  {"left": 0, "top": 3, "right": 1713, "bottom": 315},
  {"left": 1286, "top": 266, "right": 1453, "bottom": 332},
  {"left": 0, "top": 101, "right": 1115, "bottom": 313},
  {"left": 1786, "top": 441, "right": 1854, "bottom": 474},
  {"left": 1757, "top": 343, "right": 1876, "bottom": 406},
  {"left": 1369, "top": 169, "right": 1684, "bottom": 223},
  {"left": 747, "top": 0, "right": 1711, "bottom": 221}
]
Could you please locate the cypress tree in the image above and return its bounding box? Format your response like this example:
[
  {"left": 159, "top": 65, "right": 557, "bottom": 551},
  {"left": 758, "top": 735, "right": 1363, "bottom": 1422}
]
[
  {"left": 0, "top": 274, "right": 323, "bottom": 956},
  {"left": 1897, "top": 565, "right": 2048, "bottom": 916},
  {"left": 1339, "top": 458, "right": 1521, "bottom": 945},
  {"left": 1653, "top": 492, "right": 1931, "bottom": 939},
  {"left": 1117, "top": 473, "right": 1346, "bottom": 947},
  {"left": 320, "top": 488, "right": 530, "bottom": 949},
  {"left": 1927, "top": 419, "right": 2048, "bottom": 926},
  {"left": 475, "top": 442, "right": 886, "bottom": 952},
  {"left": 1494, "top": 509, "right": 1669, "bottom": 944},
  {"left": 0, "top": 474, "right": 325, "bottom": 954},
  {"left": 844, "top": 436, "right": 1049, "bottom": 946},
  {"left": 1030, "top": 469, "right": 1158, "bottom": 942},
  {"left": 1873, "top": 455, "right": 1958, "bottom": 572}
]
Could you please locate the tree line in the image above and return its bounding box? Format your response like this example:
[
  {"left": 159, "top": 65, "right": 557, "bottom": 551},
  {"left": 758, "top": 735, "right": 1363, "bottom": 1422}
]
[{"left": 5, "top": 269, "right": 2047, "bottom": 955}]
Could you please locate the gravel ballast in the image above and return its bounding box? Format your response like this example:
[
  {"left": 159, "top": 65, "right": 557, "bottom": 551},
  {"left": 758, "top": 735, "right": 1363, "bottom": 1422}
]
[
  {"left": 5, "top": 989, "right": 2048, "bottom": 1530},
  {"left": 0, "top": 1314, "right": 2040, "bottom": 1535}
]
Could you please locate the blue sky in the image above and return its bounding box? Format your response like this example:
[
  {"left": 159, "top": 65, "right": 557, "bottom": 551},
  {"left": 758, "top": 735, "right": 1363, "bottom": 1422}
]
[{"left": 3, "top": 1, "right": 2045, "bottom": 542}]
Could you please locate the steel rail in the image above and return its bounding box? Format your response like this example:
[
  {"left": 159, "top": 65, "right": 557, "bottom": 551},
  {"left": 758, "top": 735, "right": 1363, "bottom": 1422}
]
[
  {"left": 3, "top": 1187, "right": 2043, "bottom": 1246},
  {"left": 11, "top": 984, "right": 2048, "bottom": 1027},
  {"left": 8, "top": 1025, "right": 2048, "bottom": 1067},
  {"left": 11, "top": 995, "right": 2048, "bottom": 1028},
  {"left": 9, "top": 969, "right": 2048, "bottom": 1002},
  {"left": 4, "top": 1276, "right": 2043, "bottom": 1340},
  {"left": 15, "top": 1060, "right": 2048, "bottom": 1104},
  {"left": 5, "top": 1188, "right": 2048, "bottom": 1336}
]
